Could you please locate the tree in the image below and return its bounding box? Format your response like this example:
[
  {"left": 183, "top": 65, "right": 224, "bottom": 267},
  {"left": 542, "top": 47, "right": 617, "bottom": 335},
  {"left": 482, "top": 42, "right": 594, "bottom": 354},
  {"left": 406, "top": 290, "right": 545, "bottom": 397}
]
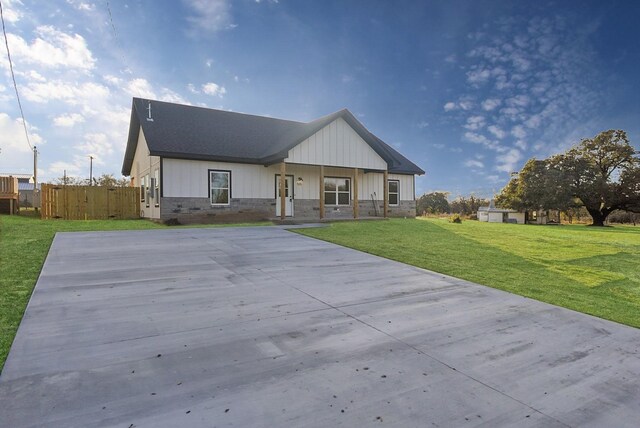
[
  {"left": 417, "top": 192, "right": 450, "bottom": 215},
  {"left": 450, "top": 195, "right": 490, "bottom": 216},
  {"left": 53, "top": 173, "right": 131, "bottom": 187},
  {"left": 498, "top": 130, "right": 640, "bottom": 226}
]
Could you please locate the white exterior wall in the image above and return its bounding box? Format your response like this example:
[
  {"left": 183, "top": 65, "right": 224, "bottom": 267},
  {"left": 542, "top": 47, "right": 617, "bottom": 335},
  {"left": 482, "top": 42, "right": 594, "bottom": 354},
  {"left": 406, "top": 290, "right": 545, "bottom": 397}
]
[
  {"left": 130, "top": 128, "right": 161, "bottom": 219},
  {"left": 478, "top": 211, "right": 489, "bottom": 222},
  {"left": 285, "top": 117, "right": 387, "bottom": 170},
  {"left": 488, "top": 212, "right": 504, "bottom": 223},
  {"left": 163, "top": 159, "right": 415, "bottom": 202},
  {"left": 507, "top": 212, "right": 526, "bottom": 224}
]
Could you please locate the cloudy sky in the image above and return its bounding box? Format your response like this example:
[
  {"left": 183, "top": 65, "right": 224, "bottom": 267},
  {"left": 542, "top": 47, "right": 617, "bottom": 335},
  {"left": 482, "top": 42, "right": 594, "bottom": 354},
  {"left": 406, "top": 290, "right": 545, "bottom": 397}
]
[{"left": 1, "top": 0, "right": 638, "bottom": 197}]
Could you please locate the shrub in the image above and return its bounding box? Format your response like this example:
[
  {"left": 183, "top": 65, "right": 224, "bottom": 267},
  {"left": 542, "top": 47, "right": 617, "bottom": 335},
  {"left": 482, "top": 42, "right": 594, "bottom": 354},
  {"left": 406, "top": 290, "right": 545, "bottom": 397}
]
[{"left": 449, "top": 214, "right": 462, "bottom": 223}]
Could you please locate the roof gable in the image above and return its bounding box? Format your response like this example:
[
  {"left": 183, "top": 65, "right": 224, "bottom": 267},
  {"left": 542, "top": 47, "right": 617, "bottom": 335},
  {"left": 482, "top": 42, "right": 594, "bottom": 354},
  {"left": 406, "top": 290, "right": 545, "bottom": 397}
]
[
  {"left": 285, "top": 117, "right": 387, "bottom": 170},
  {"left": 122, "top": 98, "right": 424, "bottom": 176}
]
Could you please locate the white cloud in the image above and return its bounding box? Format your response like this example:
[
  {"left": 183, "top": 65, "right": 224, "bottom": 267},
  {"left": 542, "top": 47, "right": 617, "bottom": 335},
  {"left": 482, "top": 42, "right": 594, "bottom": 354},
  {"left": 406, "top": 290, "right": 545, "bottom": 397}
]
[
  {"left": 481, "top": 98, "right": 501, "bottom": 111},
  {"left": 187, "top": 83, "right": 199, "bottom": 94},
  {"left": 496, "top": 148, "right": 522, "bottom": 173},
  {"left": 458, "top": 100, "right": 474, "bottom": 110},
  {"left": 464, "top": 115, "right": 485, "bottom": 131},
  {"left": 511, "top": 125, "right": 527, "bottom": 139},
  {"left": 202, "top": 82, "right": 227, "bottom": 97},
  {"left": 431, "top": 143, "right": 445, "bottom": 149},
  {"left": 66, "top": 0, "right": 95, "bottom": 11},
  {"left": 1, "top": 0, "right": 23, "bottom": 23},
  {"left": 75, "top": 133, "right": 113, "bottom": 161},
  {"left": 487, "top": 125, "right": 506, "bottom": 139},
  {"left": 183, "top": 0, "right": 236, "bottom": 34},
  {"left": 445, "top": 54, "right": 457, "bottom": 63},
  {"left": 53, "top": 113, "right": 85, "bottom": 127},
  {"left": 515, "top": 140, "right": 528, "bottom": 151},
  {"left": 464, "top": 159, "right": 484, "bottom": 169},
  {"left": 444, "top": 102, "right": 456, "bottom": 112},
  {"left": 125, "top": 78, "right": 155, "bottom": 99},
  {"left": 0, "top": 113, "right": 44, "bottom": 174},
  {"left": 5, "top": 26, "right": 95, "bottom": 72},
  {"left": 417, "top": 121, "right": 429, "bottom": 129},
  {"left": 23, "top": 80, "right": 110, "bottom": 105},
  {"left": 466, "top": 67, "right": 491, "bottom": 85}
]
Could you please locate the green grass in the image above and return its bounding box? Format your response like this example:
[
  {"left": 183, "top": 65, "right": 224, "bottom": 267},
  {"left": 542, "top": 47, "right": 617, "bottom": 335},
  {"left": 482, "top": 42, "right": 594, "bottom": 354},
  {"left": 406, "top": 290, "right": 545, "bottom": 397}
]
[
  {"left": 296, "top": 218, "right": 640, "bottom": 328},
  {"left": 0, "top": 213, "right": 270, "bottom": 372}
]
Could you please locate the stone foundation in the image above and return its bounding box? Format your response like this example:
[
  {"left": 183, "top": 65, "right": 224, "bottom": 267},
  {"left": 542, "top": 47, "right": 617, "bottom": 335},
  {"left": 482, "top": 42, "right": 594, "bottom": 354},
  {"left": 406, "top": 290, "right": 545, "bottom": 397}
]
[
  {"left": 160, "top": 197, "right": 416, "bottom": 223},
  {"left": 160, "top": 197, "right": 274, "bottom": 224}
]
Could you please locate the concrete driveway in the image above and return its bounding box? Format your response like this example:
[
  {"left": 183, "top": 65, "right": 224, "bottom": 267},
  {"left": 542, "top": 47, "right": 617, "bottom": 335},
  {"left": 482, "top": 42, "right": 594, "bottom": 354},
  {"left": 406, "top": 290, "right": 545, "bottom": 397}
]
[{"left": 1, "top": 226, "right": 639, "bottom": 427}]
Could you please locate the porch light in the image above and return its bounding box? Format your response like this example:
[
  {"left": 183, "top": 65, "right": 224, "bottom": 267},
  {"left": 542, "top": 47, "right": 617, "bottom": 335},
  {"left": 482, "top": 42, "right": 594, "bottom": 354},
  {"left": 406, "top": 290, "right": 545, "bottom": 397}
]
[{"left": 296, "top": 177, "right": 303, "bottom": 185}]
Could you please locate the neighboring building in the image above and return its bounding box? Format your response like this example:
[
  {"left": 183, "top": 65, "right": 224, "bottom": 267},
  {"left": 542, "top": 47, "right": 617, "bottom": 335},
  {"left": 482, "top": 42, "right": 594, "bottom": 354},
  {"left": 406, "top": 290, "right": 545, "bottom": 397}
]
[
  {"left": 0, "top": 173, "right": 35, "bottom": 208},
  {"left": 122, "top": 98, "right": 425, "bottom": 223},
  {"left": 477, "top": 200, "right": 526, "bottom": 224}
]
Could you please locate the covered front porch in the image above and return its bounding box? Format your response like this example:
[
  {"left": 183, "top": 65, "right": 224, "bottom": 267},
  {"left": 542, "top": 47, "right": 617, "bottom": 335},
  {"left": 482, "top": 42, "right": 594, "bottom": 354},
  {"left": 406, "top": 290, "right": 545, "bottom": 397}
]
[{"left": 275, "top": 161, "right": 392, "bottom": 221}]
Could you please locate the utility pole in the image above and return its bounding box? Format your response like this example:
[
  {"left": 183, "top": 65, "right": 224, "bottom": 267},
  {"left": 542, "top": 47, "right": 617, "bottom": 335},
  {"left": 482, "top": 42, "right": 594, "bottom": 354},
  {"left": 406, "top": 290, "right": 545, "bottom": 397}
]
[
  {"left": 89, "top": 155, "right": 94, "bottom": 186},
  {"left": 33, "top": 146, "right": 38, "bottom": 210}
]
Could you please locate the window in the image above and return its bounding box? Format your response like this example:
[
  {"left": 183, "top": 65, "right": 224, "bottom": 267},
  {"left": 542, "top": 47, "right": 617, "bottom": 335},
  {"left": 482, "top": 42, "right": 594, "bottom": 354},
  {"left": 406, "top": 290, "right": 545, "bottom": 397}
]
[
  {"left": 140, "top": 175, "right": 145, "bottom": 202},
  {"left": 154, "top": 169, "right": 160, "bottom": 207},
  {"left": 324, "top": 177, "right": 350, "bottom": 206},
  {"left": 209, "top": 170, "right": 230, "bottom": 205},
  {"left": 145, "top": 174, "right": 150, "bottom": 207},
  {"left": 388, "top": 180, "right": 399, "bottom": 206}
]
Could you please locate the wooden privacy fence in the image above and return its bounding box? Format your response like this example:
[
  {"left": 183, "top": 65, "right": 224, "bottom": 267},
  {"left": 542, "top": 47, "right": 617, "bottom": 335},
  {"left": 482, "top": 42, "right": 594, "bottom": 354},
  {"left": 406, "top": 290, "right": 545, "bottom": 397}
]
[{"left": 41, "top": 185, "right": 140, "bottom": 220}]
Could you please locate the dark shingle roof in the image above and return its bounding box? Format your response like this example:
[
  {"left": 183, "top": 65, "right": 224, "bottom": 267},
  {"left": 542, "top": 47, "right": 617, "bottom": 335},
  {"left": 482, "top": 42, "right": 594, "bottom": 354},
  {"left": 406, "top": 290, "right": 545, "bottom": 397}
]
[{"left": 122, "top": 98, "right": 424, "bottom": 176}]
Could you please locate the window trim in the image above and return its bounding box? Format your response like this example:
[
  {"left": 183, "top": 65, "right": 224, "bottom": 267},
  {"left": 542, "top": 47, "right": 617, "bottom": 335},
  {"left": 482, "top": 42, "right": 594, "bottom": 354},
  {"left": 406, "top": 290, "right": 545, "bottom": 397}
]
[
  {"left": 324, "top": 176, "right": 351, "bottom": 206},
  {"left": 145, "top": 173, "right": 150, "bottom": 208},
  {"left": 154, "top": 169, "right": 160, "bottom": 207},
  {"left": 208, "top": 169, "right": 232, "bottom": 206},
  {"left": 273, "top": 174, "right": 295, "bottom": 199},
  {"left": 140, "top": 175, "right": 145, "bottom": 203},
  {"left": 388, "top": 179, "right": 400, "bottom": 206}
]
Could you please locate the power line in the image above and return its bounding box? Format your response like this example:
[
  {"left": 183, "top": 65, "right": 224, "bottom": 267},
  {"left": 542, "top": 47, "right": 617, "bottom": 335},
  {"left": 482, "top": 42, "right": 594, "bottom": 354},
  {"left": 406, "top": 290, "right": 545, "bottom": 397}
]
[{"left": 0, "top": 0, "right": 33, "bottom": 151}]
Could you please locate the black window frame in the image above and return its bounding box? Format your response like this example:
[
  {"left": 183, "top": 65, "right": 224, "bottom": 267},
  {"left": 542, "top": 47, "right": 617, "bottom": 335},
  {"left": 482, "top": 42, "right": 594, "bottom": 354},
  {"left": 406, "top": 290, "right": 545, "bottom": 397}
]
[
  {"left": 388, "top": 179, "right": 400, "bottom": 206},
  {"left": 324, "top": 176, "right": 351, "bottom": 206}
]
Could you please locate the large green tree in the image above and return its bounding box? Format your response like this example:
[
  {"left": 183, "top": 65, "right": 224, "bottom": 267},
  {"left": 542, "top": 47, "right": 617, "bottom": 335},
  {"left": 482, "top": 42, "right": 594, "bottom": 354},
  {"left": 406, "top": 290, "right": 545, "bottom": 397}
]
[
  {"left": 417, "top": 192, "right": 450, "bottom": 214},
  {"left": 497, "top": 130, "right": 640, "bottom": 226}
]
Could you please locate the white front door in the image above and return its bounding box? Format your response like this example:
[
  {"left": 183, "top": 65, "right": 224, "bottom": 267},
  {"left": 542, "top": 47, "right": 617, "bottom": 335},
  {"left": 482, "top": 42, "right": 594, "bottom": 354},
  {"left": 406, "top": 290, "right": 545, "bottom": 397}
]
[{"left": 276, "top": 176, "right": 294, "bottom": 217}]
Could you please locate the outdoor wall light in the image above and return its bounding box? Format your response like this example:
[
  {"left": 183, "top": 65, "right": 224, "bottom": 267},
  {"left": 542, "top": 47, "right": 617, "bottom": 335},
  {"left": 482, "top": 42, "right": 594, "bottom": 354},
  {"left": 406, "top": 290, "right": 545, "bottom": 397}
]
[{"left": 296, "top": 177, "right": 304, "bottom": 185}]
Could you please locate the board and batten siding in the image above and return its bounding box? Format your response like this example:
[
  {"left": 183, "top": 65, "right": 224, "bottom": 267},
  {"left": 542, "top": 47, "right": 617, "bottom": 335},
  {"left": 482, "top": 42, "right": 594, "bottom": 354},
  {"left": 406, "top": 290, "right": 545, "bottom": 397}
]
[
  {"left": 163, "top": 158, "right": 414, "bottom": 202},
  {"left": 130, "top": 128, "right": 161, "bottom": 219},
  {"left": 285, "top": 117, "right": 387, "bottom": 171}
]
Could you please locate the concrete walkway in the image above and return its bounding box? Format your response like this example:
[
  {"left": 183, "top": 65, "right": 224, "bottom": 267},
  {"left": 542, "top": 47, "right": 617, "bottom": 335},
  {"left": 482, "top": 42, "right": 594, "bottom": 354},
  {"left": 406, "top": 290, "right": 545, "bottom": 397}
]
[{"left": 1, "top": 226, "right": 639, "bottom": 427}]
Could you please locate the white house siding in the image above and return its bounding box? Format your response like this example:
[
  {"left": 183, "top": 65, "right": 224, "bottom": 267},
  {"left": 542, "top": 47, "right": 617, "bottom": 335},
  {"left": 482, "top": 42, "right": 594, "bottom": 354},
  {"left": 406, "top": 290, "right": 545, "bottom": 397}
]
[
  {"left": 488, "top": 212, "right": 504, "bottom": 223},
  {"left": 507, "top": 212, "right": 526, "bottom": 224},
  {"left": 130, "top": 128, "right": 161, "bottom": 219},
  {"left": 164, "top": 159, "right": 413, "bottom": 202},
  {"left": 285, "top": 117, "right": 388, "bottom": 171}
]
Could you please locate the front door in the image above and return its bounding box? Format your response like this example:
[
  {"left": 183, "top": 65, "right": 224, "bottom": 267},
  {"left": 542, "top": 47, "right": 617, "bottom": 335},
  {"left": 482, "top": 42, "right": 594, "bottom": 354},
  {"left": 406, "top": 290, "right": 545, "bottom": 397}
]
[{"left": 276, "top": 175, "right": 294, "bottom": 217}]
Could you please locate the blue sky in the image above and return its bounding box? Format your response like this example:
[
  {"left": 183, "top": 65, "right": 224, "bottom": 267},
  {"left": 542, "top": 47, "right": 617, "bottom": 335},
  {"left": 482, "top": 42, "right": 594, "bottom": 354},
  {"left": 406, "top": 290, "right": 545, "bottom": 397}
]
[{"left": 1, "top": 0, "right": 638, "bottom": 198}]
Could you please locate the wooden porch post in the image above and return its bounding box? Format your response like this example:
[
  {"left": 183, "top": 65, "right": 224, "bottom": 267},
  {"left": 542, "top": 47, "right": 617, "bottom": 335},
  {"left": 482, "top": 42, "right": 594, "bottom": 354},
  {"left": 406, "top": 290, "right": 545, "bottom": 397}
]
[
  {"left": 280, "top": 161, "right": 286, "bottom": 220},
  {"left": 319, "top": 165, "right": 325, "bottom": 220},
  {"left": 353, "top": 168, "right": 359, "bottom": 219},
  {"left": 383, "top": 169, "right": 389, "bottom": 218}
]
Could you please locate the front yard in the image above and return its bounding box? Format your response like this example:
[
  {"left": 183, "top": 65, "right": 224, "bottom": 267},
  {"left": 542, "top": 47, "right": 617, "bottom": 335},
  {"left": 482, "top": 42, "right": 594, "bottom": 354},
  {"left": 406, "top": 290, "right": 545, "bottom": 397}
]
[{"left": 296, "top": 218, "right": 640, "bottom": 328}]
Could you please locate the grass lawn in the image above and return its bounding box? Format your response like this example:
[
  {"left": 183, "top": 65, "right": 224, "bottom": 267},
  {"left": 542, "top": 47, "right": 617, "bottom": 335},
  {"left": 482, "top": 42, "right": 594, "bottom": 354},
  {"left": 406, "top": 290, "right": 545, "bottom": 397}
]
[
  {"left": 0, "top": 213, "right": 270, "bottom": 372},
  {"left": 296, "top": 218, "right": 640, "bottom": 328}
]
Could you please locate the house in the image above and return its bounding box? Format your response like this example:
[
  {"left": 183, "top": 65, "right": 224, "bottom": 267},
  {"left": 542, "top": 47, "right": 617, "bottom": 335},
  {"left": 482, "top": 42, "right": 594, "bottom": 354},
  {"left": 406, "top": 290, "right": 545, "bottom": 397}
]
[
  {"left": 122, "top": 98, "right": 425, "bottom": 223},
  {"left": 477, "top": 200, "right": 526, "bottom": 224}
]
